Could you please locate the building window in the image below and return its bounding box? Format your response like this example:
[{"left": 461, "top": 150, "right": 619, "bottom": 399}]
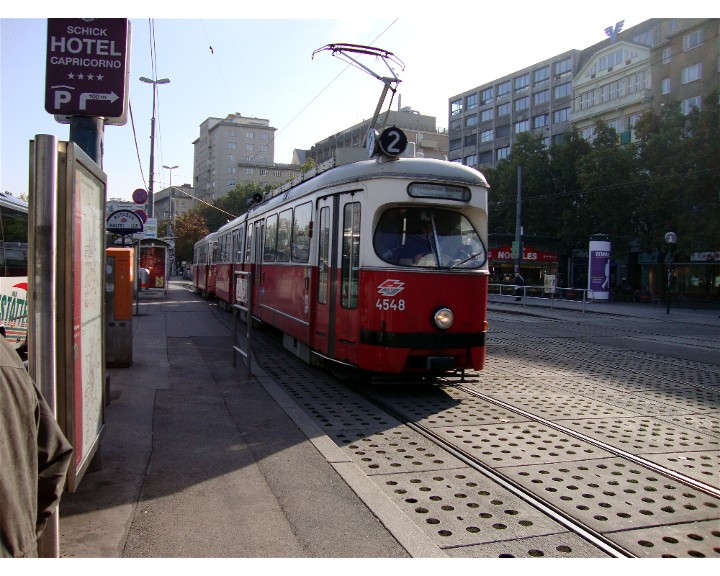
[
  {"left": 497, "top": 81, "right": 511, "bottom": 98},
  {"left": 464, "top": 134, "right": 477, "bottom": 147},
  {"left": 228, "top": 154, "right": 235, "bottom": 162},
  {"left": 533, "top": 114, "right": 549, "bottom": 129},
  {"left": 480, "top": 129, "right": 493, "bottom": 143},
  {"left": 450, "top": 138, "right": 462, "bottom": 151},
  {"left": 662, "top": 47, "right": 671, "bottom": 65},
  {"left": 464, "top": 154, "right": 477, "bottom": 166},
  {"left": 554, "top": 108, "right": 571, "bottom": 123},
  {"left": 554, "top": 57, "right": 572, "bottom": 77},
  {"left": 683, "top": 29, "right": 705, "bottom": 51},
  {"left": 466, "top": 94, "right": 478, "bottom": 110},
  {"left": 497, "top": 102, "right": 511, "bottom": 116},
  {"left": 262, "top": 133, "right": 269, "bottom": 140},
  {"left": 514, "top": 120, "right": 529, "bottom": 133},
  {"left": 554, "top": 82, "right": 571, "bottom": 99},
  {"left": 534, "top": 90, "right": 550, "bottom": 105},
  {"left": 480, "top": 108, "right": 493, "bottom": 122},
  {"left": 260, "top": 169, "right": 268, "bottom": 176},
  {"left": 246, "top": 143, "right": 255, "bottom": 151},
  {"left": 480, "top": 87, "right": 494, "bottom": 105},
  {"left": 681, "top": 96, "right": 702, "bottom": 115},
  {"left": 227, "top": 179, "right": 236, "bottom": 187},
  {"left": 514, "top": 96, "right": 529, "bottom": 112},
  {"left": 228, "top": 141, "right": 237, "bottom": 149},
  {"left": 534, "top": 66, "right": 550, "bottom": 85},
  {"left": 514, "top": 73, "right": 529, "bottom": 92},
  {"left": 465, "top": 115, "right": 478, "bottom": 128},
  {"left": 245, "top": 167, "right": 254, "bottom": 175},
  {"left": 496, "top": 146, "right": 510, "bottom": 160},
  {"left": 681, "top": 63, "right": 702, "bottom": 84},
  {"left": 581, "top": 126, "right": 596, "bottom": 141},
  {"left": 451, "top": 99, "right": 463, "bottom": 116},
  {"left": 661, "top": 78, "right": 671, "bottom": 95},
  {"left": 246, "top": 131, "right": 255, "bottom": 139}
]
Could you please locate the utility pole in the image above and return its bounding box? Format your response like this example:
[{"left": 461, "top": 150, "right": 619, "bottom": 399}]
[
  {"left": 515, "top": 165, "right": 523, "bottom": 275},
  {"left": 139, "top": 76, "right": 170, "bottom": 219}
]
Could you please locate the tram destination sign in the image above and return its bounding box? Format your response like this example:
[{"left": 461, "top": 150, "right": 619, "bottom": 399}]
[{"left": 45, "top": 18, "right": 129, "bottom": 122}]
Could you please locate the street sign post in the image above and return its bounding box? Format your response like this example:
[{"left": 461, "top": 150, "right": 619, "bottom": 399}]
[{"left": 45, "top": 18, "right": 130, "bottom": 125}]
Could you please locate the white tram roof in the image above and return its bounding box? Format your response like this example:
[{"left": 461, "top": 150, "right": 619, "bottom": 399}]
[
  {"left": 212, "top": 157, "right": 489, "bottom": 237},
  {"left": 254, "top": 158, "right": 488, "bottom": 214}
]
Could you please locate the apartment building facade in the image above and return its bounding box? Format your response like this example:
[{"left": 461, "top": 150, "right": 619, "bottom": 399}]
[
  {"left": 308, "top": 108, "right": 449, "bottom": 165},
  {"left": 449, "top": 18, "right": 719, "bottom": 169},
  {"left": 192, "top": 113, "right": 300, "bottom": 202}
]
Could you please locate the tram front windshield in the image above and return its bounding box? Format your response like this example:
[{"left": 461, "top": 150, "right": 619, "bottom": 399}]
[{"left": 374, "top": 207, "right": 486, "bottom": 269}]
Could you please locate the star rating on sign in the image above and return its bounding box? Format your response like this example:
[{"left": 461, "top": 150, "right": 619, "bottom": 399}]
[{"left": 67, "top": 72, "right": 105, "bottom": 81}]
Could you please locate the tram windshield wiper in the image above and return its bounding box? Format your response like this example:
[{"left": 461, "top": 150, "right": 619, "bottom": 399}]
[{"left": 450, "top": 251, "right": 485, "bottom": 269}]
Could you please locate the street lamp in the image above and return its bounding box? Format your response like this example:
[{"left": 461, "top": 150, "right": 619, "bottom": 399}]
[
  {"left": 139, "top": 76, "right": 170, "bottom": 219},
  {"left": 665, "top": 231, "right": 677, "bottom": 314},
  {"left": 163, "top": 164, "right": 178, "bottom": 188}
]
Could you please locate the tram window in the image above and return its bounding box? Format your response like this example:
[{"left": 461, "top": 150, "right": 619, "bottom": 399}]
[
  {"left": 234, "top": 225, "right": 245, "bottom": 263},
  {"left": 318, "top": 207, "right": 330, "bottom": 305},
  {"left": 276, "top": 209, "right": 292, "bottom": 262},
  {"left": 291, "top": 202, "right": 312, "bottom": 263},
  {"left": 264, "top": 214, "right": 278, "bottom": 261},
  {"left": 341, "top": 202, "right": 361, "bottom": 309},
  {"left": 374, "top": 207, "right": 486, "bottom": 269},
  {"left": 245, "top": 224, "right": 253, "bottom": 262}
]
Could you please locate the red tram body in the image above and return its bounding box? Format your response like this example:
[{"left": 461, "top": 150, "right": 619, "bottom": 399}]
[
  {"left": 193, "top": 151, "right": 489, "bottom": 375},
  {"left": 193, "top": 231, "right": 217, "bottom": 298}
]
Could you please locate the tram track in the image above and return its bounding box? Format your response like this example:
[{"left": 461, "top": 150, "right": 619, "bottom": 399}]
[{"left": 210, "top": 297, "right": 720, "bottom": 557}]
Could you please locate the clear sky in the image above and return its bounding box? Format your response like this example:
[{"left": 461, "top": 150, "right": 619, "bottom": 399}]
[{"left": 0, "top": 1, "right": 699, "bottom": 203}]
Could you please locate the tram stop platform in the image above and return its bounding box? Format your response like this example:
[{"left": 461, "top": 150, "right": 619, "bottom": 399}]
[
  {"left": 58, "top": 279, "right": 414, "bottom": 558},
  {"left": 57, "top": 279, "right": 718, "bottom": 559}
]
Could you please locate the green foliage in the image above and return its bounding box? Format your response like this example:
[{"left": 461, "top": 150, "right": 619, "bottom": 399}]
[
  {"left": 171, "top": 210, "right": 209, "bottom": 262},
  {"left": 485, "top": 93, "right": 720, "bottom": 259}
]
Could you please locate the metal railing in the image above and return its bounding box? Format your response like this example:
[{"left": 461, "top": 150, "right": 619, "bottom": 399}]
[
  {"left": 489, "top": 283, "right": 594, "bottom": 313},
  {"left": 232, "top": 271, "right": 253, "bottom": 377}
]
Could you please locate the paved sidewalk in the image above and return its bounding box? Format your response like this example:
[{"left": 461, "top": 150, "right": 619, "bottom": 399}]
[
  {"left": 488, "top": 294, "right": 719, "bottom": 326},
  {"left": 57, "top": 280, "right": 413, "bottom": 558}
]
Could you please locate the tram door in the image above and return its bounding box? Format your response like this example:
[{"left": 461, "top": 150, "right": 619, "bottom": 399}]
[{"left": 313, "top": 192, "right": 361, "bottom": 365}]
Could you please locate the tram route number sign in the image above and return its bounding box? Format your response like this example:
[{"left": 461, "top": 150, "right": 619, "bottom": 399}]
[{"left": 45, "top": 18, "right": 130, "bottom": 124}]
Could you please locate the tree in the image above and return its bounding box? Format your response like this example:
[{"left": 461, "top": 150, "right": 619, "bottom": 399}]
[
  {"left": 172, "top": 210, "right": 209, "bottom": 263},
  {"left": 574, "top": 120, "right": 640, "bottom": 258}
]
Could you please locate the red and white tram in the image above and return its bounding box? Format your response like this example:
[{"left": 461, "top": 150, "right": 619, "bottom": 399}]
[
  {"left": 192, "top": 231, "right": 217, "bottom": 298},
  {"left": 194, "top": 129, "right": 489, "bottom": 374}
]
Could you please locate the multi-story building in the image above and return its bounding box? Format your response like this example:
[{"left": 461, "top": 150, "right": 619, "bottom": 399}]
[
  {"left": 449, "top": 18, "right": 719, "bottom": 169},
  {"left": 154, "top": 184, "right": 195, "bottom": 223},
  {"left": 192, "top": 113, "right": 300, "bottom": 202},
  {"left": 448, "top": 50, "right": 580, "bottom": 169},
  {"left": 308, "top": 107, "right": 448, "bottom": 165},
  {"left": 651, "top": 19, "right": 719, "bottom": 116}
]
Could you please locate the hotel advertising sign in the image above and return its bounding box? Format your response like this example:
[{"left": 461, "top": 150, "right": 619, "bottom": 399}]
[{"left": 45, "top": 18, "right": 129, "bottom": 122}]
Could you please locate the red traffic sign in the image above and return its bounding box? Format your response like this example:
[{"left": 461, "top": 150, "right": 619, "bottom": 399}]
[
  {"left": 45, "top": 18, "right": 129, "bottom": 119},
  {"left": 132, "top": 188, "right": 148, "bottom": 204},
  {"left": 134, "top": 209, "right": 147, "bottom": 224}
]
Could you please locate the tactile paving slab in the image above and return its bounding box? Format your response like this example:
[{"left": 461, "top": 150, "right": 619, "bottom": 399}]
[
  {"left": 373, "top": 468, "right": 588, "bottom": 550},
  {"left": 434, "top": 422, "right": 614, "bottom": 467},
  {"left": 613, "top": 519, "right": 720, "bottom": 558},
  {"left": 504, "top": 457, "right": 720, "bottom": 533},
  {"left": 445, "top": 532, "right": 612, "bottom": 558}
]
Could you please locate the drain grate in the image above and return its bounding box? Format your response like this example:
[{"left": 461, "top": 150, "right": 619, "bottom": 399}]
[
  {"left": 435, "top": 422, "right": 613, "bottom": 467},
  {"left": 375, "top": 468, "right": 586, "bottom": 550},
  {"left": 505, "top": 457, "right": 720, "bottom": 533}
]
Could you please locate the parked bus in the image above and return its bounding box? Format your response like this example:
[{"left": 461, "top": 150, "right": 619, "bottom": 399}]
[{"left": 0, "top": 191, "right": 29, "bottom": 351}]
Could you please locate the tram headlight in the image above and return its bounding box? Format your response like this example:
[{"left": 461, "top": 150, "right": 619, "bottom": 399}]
[{"left": 433, "top": 307, "right": 454, "bottom": 330}]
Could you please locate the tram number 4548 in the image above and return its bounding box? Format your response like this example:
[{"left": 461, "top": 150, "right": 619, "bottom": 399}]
[{"left": 376, "top": 298, "right": 406, "bottom": 311}]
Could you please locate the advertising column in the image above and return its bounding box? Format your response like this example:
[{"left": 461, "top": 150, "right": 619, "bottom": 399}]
[{"left": 588, "top": 234, "right": 611, "bottom": 300}]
